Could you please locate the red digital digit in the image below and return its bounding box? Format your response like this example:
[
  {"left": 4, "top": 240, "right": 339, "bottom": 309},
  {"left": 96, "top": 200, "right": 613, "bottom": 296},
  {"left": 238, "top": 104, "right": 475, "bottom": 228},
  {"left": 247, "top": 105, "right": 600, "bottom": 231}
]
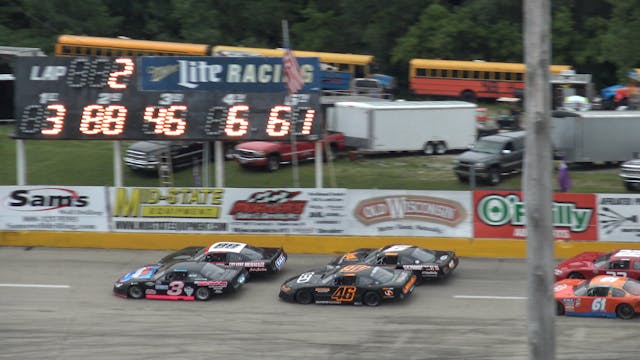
[
  {"left": 143, "top": 105, "right": 187, "bottom": 136},
  {"left": 101, "top": 105, "right": 127, "bottom": 135},
  {"left": 266, "top": 105, "right": 291, "bottom": 137},
  {"left": 41, "top": 104, "right": 66, "bottom": 135},
  {"left": 300, "top": 108, "right": 315, "bottom": 135},
  {"left": 108, "top": 58, "right": 135, "bottom": 90},
  {"left": 224, "top": 104, "right": 249, "bottom": 137},
  {"left": 143, "top": 106, "right": 169, "bottom": 134},
  {"left": 164, "top": 105, "right": 187, "bottom": 136},
  {"left": 79, "top": 104, "right": 105, "bottom": 135}
]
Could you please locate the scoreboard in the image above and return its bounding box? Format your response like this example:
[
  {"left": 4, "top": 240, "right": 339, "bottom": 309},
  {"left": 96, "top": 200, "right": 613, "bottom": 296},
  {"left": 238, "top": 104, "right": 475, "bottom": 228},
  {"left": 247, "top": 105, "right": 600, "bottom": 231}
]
[{"left": 13, "top": 56, "right": 321, "bottom": 141}]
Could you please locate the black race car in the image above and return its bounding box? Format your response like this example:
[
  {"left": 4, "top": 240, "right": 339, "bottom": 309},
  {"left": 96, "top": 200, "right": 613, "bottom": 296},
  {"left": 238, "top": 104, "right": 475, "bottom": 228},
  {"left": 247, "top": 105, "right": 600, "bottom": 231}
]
[
  {"left": 113, "top": 261, "right": 248, "bottom": 301},
  {"left": 329, "top": 244, "right": 458, "bottom": 283},
  {"left": 158, "top": 241, "right": 287, "bottom": 274},
  {"left": 279, "top": 264, "right": 416, "bottom": 306}
]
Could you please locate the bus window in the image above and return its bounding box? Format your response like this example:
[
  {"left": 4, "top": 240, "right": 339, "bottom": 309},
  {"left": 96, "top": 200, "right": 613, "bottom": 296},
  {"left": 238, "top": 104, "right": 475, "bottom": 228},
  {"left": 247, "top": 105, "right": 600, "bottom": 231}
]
[
  {"left": 451, "top": 70, "right": 459, "bottom": 78},
  {"left": 416, "top": 68, "right": 426, "bottom": 77},
  {"left": 429, "top": 69, "right": 438, "bottom": 77}
]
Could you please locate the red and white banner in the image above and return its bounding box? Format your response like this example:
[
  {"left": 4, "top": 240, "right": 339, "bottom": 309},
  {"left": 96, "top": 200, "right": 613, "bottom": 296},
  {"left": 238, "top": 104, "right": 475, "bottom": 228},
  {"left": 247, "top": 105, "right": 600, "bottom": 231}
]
[
  {"left": 473, "top": 190, "right": 598, "bottom": 241},
  {"left": 283, "top": 48, "right": 304, "bottom": 94},
  {"left": 0, "top": 186, "right": 109, "bottom": 232}
]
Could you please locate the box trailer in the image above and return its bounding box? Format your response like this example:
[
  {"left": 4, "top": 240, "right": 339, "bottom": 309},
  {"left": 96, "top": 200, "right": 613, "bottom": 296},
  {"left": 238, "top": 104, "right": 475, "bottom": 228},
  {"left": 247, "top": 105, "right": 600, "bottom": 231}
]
[
  {"left": 327, "top": 101, "right": 477, "bottom": 154},
  {"left": 551, "top": 110, "right": 640, "bottom": 163}
]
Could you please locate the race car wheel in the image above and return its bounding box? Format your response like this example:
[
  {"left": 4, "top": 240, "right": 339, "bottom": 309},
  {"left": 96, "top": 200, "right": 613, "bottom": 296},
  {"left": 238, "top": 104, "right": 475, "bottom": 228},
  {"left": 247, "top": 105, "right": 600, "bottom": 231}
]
[
  {"left": 294, "top": 290, "right": 313, "bottom": 305},
  {"left": 363, "top": 291, "right": 381, "bottom": 307},
  {"left": 616, "top": 303, "right": 635, "bottom": 320},
  {"left": 128, "top": 285, "right": 144, "bottom": 299},
  {"left": 567, "top": 272, "right": 585, "bottom": 279},
  {"left": 195, "top": 287, "right": 211, "bottom": 301},
  {"left": 556, "top": 301, "right": 565, "bottom": 316}
]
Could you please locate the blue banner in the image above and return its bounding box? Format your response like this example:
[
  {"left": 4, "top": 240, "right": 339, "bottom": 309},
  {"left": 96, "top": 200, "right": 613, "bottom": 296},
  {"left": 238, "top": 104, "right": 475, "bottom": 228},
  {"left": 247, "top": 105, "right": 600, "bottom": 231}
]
[{"left": 140, "top": 57, "right": 320, "bottom": 92}]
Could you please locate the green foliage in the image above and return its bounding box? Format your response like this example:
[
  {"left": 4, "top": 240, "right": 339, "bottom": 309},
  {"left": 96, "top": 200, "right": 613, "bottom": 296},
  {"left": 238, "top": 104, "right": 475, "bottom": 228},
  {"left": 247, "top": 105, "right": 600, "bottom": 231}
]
[{"left": 0, "top": 0, "right": 639, "bottom": 92}]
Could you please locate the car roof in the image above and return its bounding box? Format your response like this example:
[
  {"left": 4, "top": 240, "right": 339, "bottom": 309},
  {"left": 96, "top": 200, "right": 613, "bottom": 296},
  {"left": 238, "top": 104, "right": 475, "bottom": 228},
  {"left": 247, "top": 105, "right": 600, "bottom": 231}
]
[
  {"left": 610, "top": 249, "right": 640, "bottom": 259},
  {"left": 379, "top": 244, "right": 415, "bottom": 254},
  {"left": 479, "top": 130, "right": 525, "bottom": 142},
  {"left": 205, "top": 242, "right": 248, "bottom": 254},
  {"left": 589, "top": 275, "right": 628, "bottom": 288}
]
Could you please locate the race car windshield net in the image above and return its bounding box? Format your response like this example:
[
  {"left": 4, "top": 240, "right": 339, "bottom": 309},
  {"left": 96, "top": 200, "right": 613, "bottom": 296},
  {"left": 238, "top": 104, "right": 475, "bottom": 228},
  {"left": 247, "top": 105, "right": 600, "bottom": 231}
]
[
  {"left": 409, "top": 248, "right": 437, "bottom": 263},
  {"left": 200, "top": 263, "right": 226, "bottom": 278},
  {"left": 622, "top": 279, "right": 640, "bottom": 296},
  {"left": 594, "top": 252, "right": 615, "bottom": 268},
  {"left": 370, "top": 267, "right": 395, "bottom": 283}
]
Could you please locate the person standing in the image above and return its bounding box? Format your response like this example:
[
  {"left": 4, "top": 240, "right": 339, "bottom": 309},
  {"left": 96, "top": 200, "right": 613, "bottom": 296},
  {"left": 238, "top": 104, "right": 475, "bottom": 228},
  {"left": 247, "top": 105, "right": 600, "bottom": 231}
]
[{"left": 557, "top": 158, "right": 571, "bottom": 192}]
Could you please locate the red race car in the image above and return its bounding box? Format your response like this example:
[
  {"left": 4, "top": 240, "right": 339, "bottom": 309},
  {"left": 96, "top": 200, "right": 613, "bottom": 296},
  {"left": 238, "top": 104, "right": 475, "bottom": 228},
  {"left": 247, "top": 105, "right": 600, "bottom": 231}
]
[
  {"left": 554, "top": 275, "right": 640, "bottom": 319},
  {"left": 554, "top": 249, "right": 640, "bottom": 281}
]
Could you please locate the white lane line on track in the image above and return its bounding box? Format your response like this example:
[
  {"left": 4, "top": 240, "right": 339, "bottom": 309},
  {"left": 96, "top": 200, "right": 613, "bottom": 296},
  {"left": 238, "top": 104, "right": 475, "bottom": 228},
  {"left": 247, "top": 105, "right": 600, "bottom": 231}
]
[
  {"left": 0, "top": 284, "right": 70, "bottom": 289},
  {"left": 454, "top": 295, "right": 527, "bottom": 300}
]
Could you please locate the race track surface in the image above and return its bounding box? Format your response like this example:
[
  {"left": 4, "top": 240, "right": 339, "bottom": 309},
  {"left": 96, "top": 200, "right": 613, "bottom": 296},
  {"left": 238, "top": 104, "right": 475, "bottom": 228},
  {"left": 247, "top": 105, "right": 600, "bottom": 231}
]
[{"left": 0, "top": 247, "right": 638, "bottom": 360}]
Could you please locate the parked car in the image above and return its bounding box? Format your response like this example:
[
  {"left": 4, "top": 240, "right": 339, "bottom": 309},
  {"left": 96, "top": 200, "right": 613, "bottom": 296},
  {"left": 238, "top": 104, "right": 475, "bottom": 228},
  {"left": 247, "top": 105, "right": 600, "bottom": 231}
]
[
  {"left": 233, "top": 132, "right": 346, "bottom": 171},
  {"left": 453, "top": 130, "right": 526, "bottom": 185},
  {"left": 123, "top": 141, "right": 210, "bottom": 172},
  {"left": 619, "top": 158, "right": 640, "bottom": 191}
]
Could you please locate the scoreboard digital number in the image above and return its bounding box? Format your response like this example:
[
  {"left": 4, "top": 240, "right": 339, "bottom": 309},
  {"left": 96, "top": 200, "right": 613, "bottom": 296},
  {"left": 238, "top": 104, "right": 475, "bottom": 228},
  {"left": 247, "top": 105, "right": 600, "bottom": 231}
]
[{"left": 13, "top": 56, "right": 321, "bottom": 141}]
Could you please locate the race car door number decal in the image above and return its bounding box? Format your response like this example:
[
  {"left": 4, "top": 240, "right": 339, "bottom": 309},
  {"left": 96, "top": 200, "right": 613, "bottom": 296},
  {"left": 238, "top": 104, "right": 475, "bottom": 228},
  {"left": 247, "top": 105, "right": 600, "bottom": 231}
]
[
  {"left": 331, "top": 286, "right": 357, "bottom": 302},
  {"left": 167, "top": 281, "right": 185, "bottom": 295},
  {"left": 591, "top": 297, "right": 606, "bottom": 312}
]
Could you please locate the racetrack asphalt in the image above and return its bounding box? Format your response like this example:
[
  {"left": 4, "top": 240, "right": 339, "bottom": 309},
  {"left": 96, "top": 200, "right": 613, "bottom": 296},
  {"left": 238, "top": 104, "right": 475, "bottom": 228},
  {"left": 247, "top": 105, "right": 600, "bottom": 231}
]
[{"left": 0, "top": 246, "right": 638, "bottom": 360}]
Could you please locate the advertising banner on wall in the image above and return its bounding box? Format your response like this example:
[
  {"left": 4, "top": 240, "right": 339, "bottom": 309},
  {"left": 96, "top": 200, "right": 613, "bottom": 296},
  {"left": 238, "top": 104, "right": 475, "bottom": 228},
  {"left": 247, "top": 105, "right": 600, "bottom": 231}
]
[
  {"left": 473, "top": 190, "right": 598, "bottom": 241},
  {"left": 597, "top": 194, "right": 640, "bottom": 242},
  {"left": 224, "top": 188, "right": 347, "bottom": 235},
  {"left": 109, "top": 187, "right": 347, "bottom": 235},
  {"left": 345, "top": 190, "right": 472, "bottom": 237},
  {"left": 0, "top": 186, "right": 109, "bottom": 232}
]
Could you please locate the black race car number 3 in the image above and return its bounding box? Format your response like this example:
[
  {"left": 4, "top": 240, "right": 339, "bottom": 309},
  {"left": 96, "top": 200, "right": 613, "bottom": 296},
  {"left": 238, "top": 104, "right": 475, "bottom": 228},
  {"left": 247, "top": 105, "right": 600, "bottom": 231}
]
[{"left": 331, "top": 286, "right": 357, "bottom": 302}]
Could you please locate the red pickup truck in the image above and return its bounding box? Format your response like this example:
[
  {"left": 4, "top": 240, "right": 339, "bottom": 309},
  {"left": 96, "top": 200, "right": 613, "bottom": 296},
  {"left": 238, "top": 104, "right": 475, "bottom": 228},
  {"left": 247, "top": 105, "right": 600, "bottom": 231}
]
[{"left": 232, "top": 132, "right": 346, "bottom": 171}]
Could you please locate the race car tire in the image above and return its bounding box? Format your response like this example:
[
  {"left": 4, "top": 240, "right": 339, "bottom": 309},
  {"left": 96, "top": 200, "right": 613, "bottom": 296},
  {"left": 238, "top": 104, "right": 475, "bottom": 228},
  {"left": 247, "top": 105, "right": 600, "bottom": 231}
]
[
  {"left": 294, "top": 290, "right": 313, "bottom": 305},
  {"left": 267, "top": 155, "right": 280, "bottom": 172},
  {"left": 556, "top": 301, "right": 565, "bottom": 316},
  {"left": 128, "top": 285, "right": 144, "bottom": 299},
  {"left": 616, "top": 303, "right": 635, "bottom": 320},
  {"left": 567, "top": 272, "right": 585, "bottom": 279},
  {"left": 195, "top": 287, "right": 211, "bottom": 301},
  {"left": 363, "top": 291, "right": 381, "bottom": 307}
]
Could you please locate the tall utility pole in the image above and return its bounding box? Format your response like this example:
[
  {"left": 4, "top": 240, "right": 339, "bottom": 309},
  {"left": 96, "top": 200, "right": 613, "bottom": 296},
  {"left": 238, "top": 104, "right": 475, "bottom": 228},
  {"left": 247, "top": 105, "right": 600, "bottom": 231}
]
[{"left": 524, "top": 0, "right": 555, "bottom": 359}]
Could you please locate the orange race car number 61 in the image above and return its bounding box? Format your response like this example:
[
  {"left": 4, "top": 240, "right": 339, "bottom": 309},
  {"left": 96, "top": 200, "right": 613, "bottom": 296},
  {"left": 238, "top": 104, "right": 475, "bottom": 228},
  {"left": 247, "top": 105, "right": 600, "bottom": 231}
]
[{"left": 331, "top": 286, "right": 357, "bottom": 302}]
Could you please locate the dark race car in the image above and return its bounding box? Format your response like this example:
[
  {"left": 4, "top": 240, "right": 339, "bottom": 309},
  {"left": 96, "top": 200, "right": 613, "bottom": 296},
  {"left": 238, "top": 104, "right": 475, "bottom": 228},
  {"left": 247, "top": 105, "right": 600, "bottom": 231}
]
[
  {"left": 158, "top": 241, "right": 287, "bottom": 274},
  {"left": 329, "top": 244, "right": 458, "bottom": 283},
  {"left": 279, "top": 264, "right": 416, "bottom": 306},
  {"left": 113, "top": 261, "right": 248, "bottom": 301}
]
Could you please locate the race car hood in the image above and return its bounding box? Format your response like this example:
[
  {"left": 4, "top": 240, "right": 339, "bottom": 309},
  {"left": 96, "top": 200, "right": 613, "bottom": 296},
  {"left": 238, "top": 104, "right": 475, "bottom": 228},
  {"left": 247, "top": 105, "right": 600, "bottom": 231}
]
[
  {"left": 553, "top": 278, "right": 584, "bottom": 297},
  {"left": 555, "top": 251, "right": 604, "bottom": 272},
  {"left": 158, "top": 246, "right": 205, "bottom": 264},
  {"left": 119, "top": 265, "right": 161, "bottom": 282}
]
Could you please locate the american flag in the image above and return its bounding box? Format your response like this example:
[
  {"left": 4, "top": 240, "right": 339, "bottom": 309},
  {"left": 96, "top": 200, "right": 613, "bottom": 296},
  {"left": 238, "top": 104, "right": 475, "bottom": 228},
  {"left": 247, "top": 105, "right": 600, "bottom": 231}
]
[{"left": 283, "top": 48, "right": 304, "bottom": 94}]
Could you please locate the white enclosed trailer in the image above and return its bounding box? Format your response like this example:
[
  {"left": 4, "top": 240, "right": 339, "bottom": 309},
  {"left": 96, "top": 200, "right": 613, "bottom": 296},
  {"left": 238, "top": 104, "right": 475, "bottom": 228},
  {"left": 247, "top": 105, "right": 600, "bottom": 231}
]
[
  {"left": 327, "top": 100, "right": 477, "bottom": 154},
  {"left": 551, "top": 110, "right": 640, "bottom": 163}
]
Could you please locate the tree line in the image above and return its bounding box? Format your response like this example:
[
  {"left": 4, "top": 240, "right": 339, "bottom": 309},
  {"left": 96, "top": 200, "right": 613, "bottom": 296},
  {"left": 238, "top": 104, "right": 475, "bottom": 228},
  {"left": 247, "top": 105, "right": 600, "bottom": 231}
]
[{"left": 1, "top": 0, "right": 639, "bottom": 91}]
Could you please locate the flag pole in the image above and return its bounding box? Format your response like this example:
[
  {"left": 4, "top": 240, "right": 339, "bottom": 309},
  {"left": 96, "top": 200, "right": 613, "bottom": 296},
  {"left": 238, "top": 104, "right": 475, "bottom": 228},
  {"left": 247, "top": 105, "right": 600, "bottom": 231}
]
[{"left": 282, "top": 19, "right": 300, "bottom": 188}]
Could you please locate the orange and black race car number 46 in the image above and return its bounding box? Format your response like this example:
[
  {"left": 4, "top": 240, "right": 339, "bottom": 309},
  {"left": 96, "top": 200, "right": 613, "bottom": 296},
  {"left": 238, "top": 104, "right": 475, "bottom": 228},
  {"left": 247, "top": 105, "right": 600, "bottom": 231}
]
[{"left": 331, "top": 286, "right": 357, "bottom": 302}]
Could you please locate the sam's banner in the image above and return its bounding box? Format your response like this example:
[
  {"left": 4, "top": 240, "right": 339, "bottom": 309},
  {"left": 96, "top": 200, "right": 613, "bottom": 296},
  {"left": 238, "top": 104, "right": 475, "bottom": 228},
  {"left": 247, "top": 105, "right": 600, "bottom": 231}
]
[
  {"left": 139, "top": 56, "right": 321, "bottom": 92},
  {"left": 0, "top": 186, "right": 109, "bottom": 232},
  {"left": 473, "top": 190, "right": 597, "bottom": 241},
  {"left": 345, "top": 190, "right": 473, "bottom": 237}
]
